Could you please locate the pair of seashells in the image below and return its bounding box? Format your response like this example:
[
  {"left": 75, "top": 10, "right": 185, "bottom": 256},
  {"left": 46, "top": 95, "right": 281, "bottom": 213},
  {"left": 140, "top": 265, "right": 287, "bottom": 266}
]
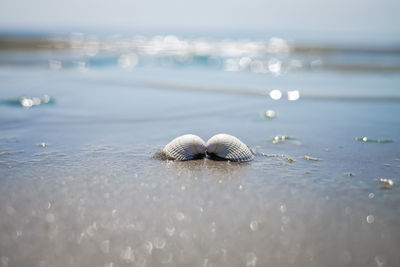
[{"left": 162, "top": 134, "right": 254, "bottom": 162}]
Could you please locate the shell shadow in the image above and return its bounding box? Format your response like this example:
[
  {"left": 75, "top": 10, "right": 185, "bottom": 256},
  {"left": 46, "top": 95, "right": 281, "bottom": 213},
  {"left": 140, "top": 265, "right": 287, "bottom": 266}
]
[
  {"left": 153, "top": 149, "right": 252, "bottom": 164},
  {"left": 153, "top": 149, "right": 205, "bottom": 161}
]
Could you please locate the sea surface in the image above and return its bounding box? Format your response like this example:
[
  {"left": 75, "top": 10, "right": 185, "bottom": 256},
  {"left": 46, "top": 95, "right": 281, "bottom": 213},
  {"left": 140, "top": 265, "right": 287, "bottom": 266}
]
[{"left": 0, "top": 31, "right": 400, "bottom": 267}]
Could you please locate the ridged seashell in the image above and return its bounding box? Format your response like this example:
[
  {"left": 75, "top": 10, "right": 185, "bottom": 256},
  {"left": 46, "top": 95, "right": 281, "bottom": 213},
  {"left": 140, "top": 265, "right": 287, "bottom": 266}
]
[
  {"left": 206, "top": 134, "right": 254, "bottom": 162},
  {"left": 163, "top": 134, "right": 206, "bottom": 160}
]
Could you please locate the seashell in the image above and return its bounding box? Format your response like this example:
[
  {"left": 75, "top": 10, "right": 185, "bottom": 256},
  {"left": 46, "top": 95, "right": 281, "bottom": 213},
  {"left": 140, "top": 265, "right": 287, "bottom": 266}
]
[
  {"left": 206, "top": 134, "right": 254, "bottom": 162},
  {"left": 162, "top": 134, "right": 206, "bottom": 160}
]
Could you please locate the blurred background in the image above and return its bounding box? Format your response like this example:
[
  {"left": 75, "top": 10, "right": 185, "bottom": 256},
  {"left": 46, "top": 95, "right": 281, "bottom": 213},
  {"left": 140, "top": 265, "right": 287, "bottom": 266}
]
[
  {"left": 1, "top": 0, "right": 400, "bottom": 71},
  {"left": 1, "top": 0, "right": 400, "bottom": 40},
  {"left": 1, "top": 0, "right": 400, "bottom": 118}
]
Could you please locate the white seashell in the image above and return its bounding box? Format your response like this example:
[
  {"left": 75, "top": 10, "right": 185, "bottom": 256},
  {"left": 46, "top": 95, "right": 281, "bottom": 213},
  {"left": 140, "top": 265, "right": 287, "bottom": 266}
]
[
  {"left": 206, "top": 134, "right": 254, "bottom": 162},
  {"left": 163, "top": 134, "right": 206, "bottom": 160}
]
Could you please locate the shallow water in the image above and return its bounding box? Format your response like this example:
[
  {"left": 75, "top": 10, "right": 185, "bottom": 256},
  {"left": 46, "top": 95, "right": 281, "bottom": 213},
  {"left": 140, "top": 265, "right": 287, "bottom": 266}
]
[{"left": 0, "top": 35, "right": 400, "bottom": 267}]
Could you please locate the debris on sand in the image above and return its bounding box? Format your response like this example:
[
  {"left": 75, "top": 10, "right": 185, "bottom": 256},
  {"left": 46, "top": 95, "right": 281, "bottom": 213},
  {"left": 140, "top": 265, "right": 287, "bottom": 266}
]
[
  {"left": 286, "top": 156, "right": 294, "bottom": 163},
  {"left": 272, "top": 135, "right": 295, "bottom": 144},
  {"left": 303, "top": 155, "right": 321, "bottom": 161},
  {"left": 378, "top": 178, "right": 395, "bottom": 189}
]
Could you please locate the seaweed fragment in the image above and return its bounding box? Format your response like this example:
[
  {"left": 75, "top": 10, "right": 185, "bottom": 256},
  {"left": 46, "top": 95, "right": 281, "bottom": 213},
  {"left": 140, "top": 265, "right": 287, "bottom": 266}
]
[
  {"left": 286, "top": 156, "right": 294, "bottom": 163},
  {"left": 355, "top": 137, "right": 393, "bottom": 144}
]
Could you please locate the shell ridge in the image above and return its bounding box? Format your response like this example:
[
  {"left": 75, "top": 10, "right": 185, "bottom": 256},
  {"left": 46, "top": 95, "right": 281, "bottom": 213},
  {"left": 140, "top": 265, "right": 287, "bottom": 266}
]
[
  {"left": 163, "top": 134, "right": 206, "bottom": 161},
  {"left": 205, "top": 133, "right": 253, "bottom": 162}
]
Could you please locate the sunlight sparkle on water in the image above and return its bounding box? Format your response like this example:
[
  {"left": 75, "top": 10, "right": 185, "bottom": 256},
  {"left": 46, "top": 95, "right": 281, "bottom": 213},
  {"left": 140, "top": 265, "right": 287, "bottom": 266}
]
[
  {"left": 268, "top": 59, "right": 282, "bottom": 75},
  {"left": 118, "top": 53, "right": 139, "bottom": 69},
  {"left": 287, "top": 90, "right": 300, "bottom": 101},
  {"left": 266, "top": 37, "right": 290, "bottom": 53},
  {"left": 19, "top": 95, "right": 52, "bottom": 108},
  {"left": 48, "top": 59, "right": 62, "bottom": 70},
  {"left": 239, "top": 57, "right": 252, "bottom": 69},
  {"left": 269, "top": 89, "right": 282, "bottom": 100},
  {"left": 250, "top": 60, "right": 267, "bottom": 73},
  {"left": 21, "top": 98, "right": 33, "bottom": 108}
]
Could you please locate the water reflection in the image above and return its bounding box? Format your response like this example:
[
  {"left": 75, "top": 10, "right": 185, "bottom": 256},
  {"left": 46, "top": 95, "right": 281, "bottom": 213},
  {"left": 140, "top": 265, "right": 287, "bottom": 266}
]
[
  {"left": 269, "top": 89, "right": 282, "bottom": 100},
  {"left": 1, "top": 95, "right": 54, "bottom": 108},
  {"left": 2, "top": 33, "right": 399, "bottom": 74},
  {"left": 287, "top": 90, "right": 300, "bottom": 101},
  {"left": 48, "top": 59, "right": 62, "bottom": 70},
  {"left": 268, "top": 59, "right": 282, "bottom": 75},
  {"left": 118, "top": 53, "right": 139, "bottom": 69}
]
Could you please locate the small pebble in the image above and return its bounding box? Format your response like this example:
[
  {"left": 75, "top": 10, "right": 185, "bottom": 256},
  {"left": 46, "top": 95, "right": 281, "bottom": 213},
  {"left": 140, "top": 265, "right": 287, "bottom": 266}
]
[
  {"left": 120, "top": 246, "right": 134, "bottom": 262},
  {"left": 303, "top": 155, "right": 321, "bottom": 161},
  {"left": 153, "top": 237, "right": 166, "bottom": 249},
  {"left": 176, "top": 212, "right": 185, "bottom": 221},
  {"left": 142, "top": 241, "right": 153, "bottom": 254},
  {"left": 280, "top": 204, "right": 287, "bottom": 213},
  {"left": 165, "top": 226, "right": 175, "bottom": 236},
  {"left": 246, "top": 252, "right": 257, "bottom": 267},
  {"left": 249, "top": 221, "right": 259, "bottom": 231},
  {"left": 366, "top": 215, "right": 375, "bottom": 224},
  {"left": 39, "top": 142, "right": 47, "bottom": 148},
  {"left": 100, "top": 240, "right": 110, "bottom": 254},
  {"left": 261, "top": 110, "right": 276, "bottom": 119},
  {"left": 272, "top": 135, "right": 292, "bottom": 144},
  {"left": 45, "top": 213, "right": 55, "bottom": 223},
  {"left": 1, "top": 256, "right": 9, "bottom": 267}
]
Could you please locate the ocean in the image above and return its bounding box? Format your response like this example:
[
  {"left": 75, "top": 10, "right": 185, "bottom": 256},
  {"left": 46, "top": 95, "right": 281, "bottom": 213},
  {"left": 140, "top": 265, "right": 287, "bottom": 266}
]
[{"left": 0, "top": 30, "right": 400, "bottom": 267}]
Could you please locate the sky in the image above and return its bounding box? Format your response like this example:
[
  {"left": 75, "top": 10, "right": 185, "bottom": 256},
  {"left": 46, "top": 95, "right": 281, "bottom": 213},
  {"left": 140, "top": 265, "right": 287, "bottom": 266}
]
[{"left": 0, "top": 0, "right": 399, "bottom": 41}]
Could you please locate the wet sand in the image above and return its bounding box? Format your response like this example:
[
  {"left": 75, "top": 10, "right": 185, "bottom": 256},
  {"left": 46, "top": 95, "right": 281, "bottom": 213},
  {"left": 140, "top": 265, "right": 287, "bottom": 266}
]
[{"left": 1, "top": 38, "right": 400, "bottom": 266}]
